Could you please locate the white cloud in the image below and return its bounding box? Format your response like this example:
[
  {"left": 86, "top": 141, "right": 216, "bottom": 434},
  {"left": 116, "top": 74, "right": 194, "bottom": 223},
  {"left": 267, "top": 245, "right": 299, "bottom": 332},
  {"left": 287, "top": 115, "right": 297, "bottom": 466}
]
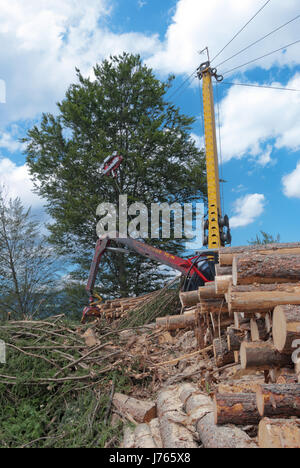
[
  {"left": 148, "top": 0, "right": 300, "bottom": 75},
  {"left": 0, "top": 0, "right": 161, "bottom": 125},
  {"left": 0, "top": 157, "right": 43, "bottom": 209},
  {"left": 190, "top": 133, "right": 204, "bottom": 149},
  {"left": 218, "top": 75, "right": 300, "bottom": 163},
  {"left": 282, "top": 162, "right": 300, "bottom": 198},
  {"left": 230, "top": 193, "right": 265, "bottom": 228}
]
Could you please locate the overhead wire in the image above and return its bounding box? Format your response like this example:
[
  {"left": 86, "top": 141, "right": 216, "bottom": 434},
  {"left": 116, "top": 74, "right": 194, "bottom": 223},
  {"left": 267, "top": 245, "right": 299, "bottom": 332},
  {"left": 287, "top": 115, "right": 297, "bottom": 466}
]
[
  {"left": 219, "top": 81, "right": 300, "bottom": 92},
  {"left": 211, "top": 0, "right": 272, "bottom": 63},
  {"left": 222, "top": 39, "right": 300, "bottom": 75},
  {"left": 215, "top": 13, "right": 300, "bottom": 69},
  {"left": 167, "top": 68, "right": 197, "bottom": 101}
]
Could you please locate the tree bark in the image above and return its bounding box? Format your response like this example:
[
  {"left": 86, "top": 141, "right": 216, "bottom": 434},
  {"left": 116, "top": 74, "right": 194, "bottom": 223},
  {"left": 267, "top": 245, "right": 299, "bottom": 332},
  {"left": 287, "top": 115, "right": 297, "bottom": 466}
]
[
  {"left": 199, "top": 299, "right": 228, "bottom": 316},
  {"left": 233, "top": 253, "right": 300, "bottom": 285},
  {"left": 134, "top": 424, "right": 157, "bottom": 448},
  {"left": 258, "top": 417, "right": 300, "bottom": 448},
  {"left": 273, "top": 305, "right": 300, "bottom": 354},
  {"left": 240, "top": 342, "right": 292, "bottom": 371},
  {"left": 156, "top": 314, "right": 195, "bottom": 331},
  {"left": 227, "top": 326, "right": 247, "bottom": 351},
  {"left": 123, "top": 426, "right": 135, "bottom": 448},
  {"left": 250, "top": 318, "right": 269, "bottom": 342},
  {"left": 214, "top": 393, "right": 260, "bottom": 426},
  {"left": 256, "top": 383, "right": 300, "bottom": 418},
  {"left": 213, "top": 337, "right": 235, "bottom": 368},
  {"left": 178, "top": 384, "right": 257, "bottom": 448},
  {"left": 215, "top": 264, "right": 232, "bottom": 276},
  {"left": 219, "top": 242, "right": 300, "bottom": 266},
  {"left": 179, "top": 290, "right": 199, "bottom": 308},
  {"left": 227, "top": 283, "right": 300, "bottom": 314},
  {"left": 198, "top": 283, "right": 223, "bottom": 301},
  {"left": 218, "top": 379, "right": 265, "bottom": 395},
  {"left": 113, "top": 393, "right": 156, "bottom": 423},
  {"left": 215, "top": 275, "right": 232, "bottom": 294}
]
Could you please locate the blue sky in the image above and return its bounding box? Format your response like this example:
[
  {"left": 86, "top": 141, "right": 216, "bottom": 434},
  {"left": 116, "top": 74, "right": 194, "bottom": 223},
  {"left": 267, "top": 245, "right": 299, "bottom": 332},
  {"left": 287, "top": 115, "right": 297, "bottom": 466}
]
[{"left": 0, "top": 0, "right": 300, "bottom": 247}]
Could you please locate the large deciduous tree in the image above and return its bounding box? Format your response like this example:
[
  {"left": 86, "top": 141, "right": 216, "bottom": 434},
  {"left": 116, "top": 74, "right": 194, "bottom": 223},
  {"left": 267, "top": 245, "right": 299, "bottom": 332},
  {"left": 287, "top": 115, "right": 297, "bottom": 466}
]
[{"left": 24, "top": 53, "right": 206, "bottom": 298}]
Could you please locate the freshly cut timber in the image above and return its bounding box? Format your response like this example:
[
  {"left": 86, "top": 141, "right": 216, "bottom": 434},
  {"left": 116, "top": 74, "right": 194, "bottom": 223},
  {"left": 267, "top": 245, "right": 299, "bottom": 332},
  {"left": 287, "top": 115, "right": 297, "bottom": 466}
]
[
  {"left": 258, "top": 418, "right": 300, "bottom": 448},
  {"left": 213, "top": 337, "right": 235, "bottom": 368},
  {"left": 179, "top": 290, "right": 199, "bottom": 308},
  {"left": 213, "top": 393, "right": 260, "bottom": 426},
  {"left": 215, "top": 275, "right": 232, "bottom": 294},
  {"left": 250, "top": 318, "right": 269, "bottom": 342},
  {"left": 273, "top": 305, "right": 300, "bottom": 354},
  {"left": 112, "top": 393, "right": 156, "bottom": 423},
  {"left": 256, "top": 384, "right": 300, "bottom": 418},
  {"left": 156, "top": 314, "right": 196, "bottom": 331},
  {"left": 269, "top": 368, "right": 296, "bottom": 384},
  {"left": 217, "top": 379, "right": 264, "bottom": 394},
  {"left": 227, "top": 326, "right": 247, "bottom": 351},
  {"left": 227, "top": 283, "right": 300, "bottom": 314},
  {"left": 198, "top": 283, "right": 223, "bottom": 301},
  {"left": 215, "top": 264, "right": 232, "bottom": 276},
  {"left": 232, "top": 253, "right": 300, "bottom": 285},
  {"left": 178, "top": 384, "right": 257, "bottom": 449},
  {"left": 134, "top": 424, "right": 157, "bottom": 448},
  {"left": 199, "top": 299, "right": 228, "bottom": 316},
  {"left": 240, "top": 342, "right": 292, "bottom": 371},
  {"left": 219, "top": 242, "right": 300, "bottom": 266}
]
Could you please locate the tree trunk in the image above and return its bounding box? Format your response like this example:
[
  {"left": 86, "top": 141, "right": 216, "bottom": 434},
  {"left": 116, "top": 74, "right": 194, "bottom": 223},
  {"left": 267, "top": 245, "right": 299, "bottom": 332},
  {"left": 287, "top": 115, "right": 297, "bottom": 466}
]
[
  {"left": 214, "top": 393, "right": 260, "bottom": 426},
  {"left": 198, "top": 283, "right": 223, "bottom": 300},
  {"left": 178, "top": 384, "right": 257, "bottom": 448},
  {"left": 134, "top": 424, "right": 157, "bottom": 448},
  {"left": 273, "top": 305, "right": 300, "bottom": 354},
  {"left": 149, "top": 419, "right": 163, "bottom": 448},
  {"left": 258, "top": 417, "right": 300, "bottom": 448},
  {"left": 215, "top": 264, "right": 232, "bottom": 276},
  {"left": 296, "top": 358, "right": 300, "bottom": 384},
  {"left": 227, "top": 283, "right": 300, "bottom": 314},
  {"left": 197, "top": 412, "right": 257, "bottom": 448},
  {"left": 215, "top": 275, "right": 232, "bottom": 294},
  {"left": 240, "top": 342, "right": 292, "bottom": 371},
  {"left": 213, "top": 337, "right": 235, "bottom": 368},
  {"left": 227, "top": 326, "right": 247, "bottom": 351},
  {"left": 218, "top": 379, "right": 265, "bottom": 394},
  {"left": 199, "top": 299, "right": 228, "bottom": 316},
  {"left": 113, "top": 393, "right": 156, "bottom": 423},
  {"left": 250, "top": 318, "right": 269, "bottom": 342},
  {"left": 157, "top": 387, "right": 198, "bottom": 448},
  {"left": 256, "top": 383, "right": 300, "bottom": 418},
  {"left": 179, "top": 290, "right": 199, "bottom": 308},
  {"left": 219, "top": 242, "right": 300, "bottom": 266},
  {"left": 232, "top": 253, "right": 300, "bottom": 285},
  {"left": 123, "top": 426, "right": 135, "bottom": 448},
  {"left": 156, "top": 314, "right": 195, "bottom": 331}
]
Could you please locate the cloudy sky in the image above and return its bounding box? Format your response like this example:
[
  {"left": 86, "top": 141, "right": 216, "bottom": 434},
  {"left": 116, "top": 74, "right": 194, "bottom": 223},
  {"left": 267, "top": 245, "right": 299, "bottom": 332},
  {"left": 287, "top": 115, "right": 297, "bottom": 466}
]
[{"left": 0, "top": 0, "right": 300, "bottom": 246}]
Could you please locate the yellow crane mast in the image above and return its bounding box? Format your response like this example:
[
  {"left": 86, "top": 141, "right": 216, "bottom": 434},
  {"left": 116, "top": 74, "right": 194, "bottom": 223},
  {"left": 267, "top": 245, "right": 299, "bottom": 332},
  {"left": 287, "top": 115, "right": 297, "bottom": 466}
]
[{"left": 197, "top": 60, "right": 231, "bottom": 249}]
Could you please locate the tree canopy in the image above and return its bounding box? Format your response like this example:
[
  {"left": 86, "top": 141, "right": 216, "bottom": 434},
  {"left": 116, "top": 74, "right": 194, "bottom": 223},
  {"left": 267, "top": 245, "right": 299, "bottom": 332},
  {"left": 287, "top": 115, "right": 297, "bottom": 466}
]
[{"left": 24, "top": 53, "right": 206, "bottom": 298}]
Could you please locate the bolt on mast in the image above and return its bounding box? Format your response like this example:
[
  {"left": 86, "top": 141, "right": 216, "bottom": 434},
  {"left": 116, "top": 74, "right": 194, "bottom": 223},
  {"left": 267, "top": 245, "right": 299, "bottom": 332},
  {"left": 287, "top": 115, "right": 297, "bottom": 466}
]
[{"left": 197, "top": 56, "right": 231, "bottom": 249}]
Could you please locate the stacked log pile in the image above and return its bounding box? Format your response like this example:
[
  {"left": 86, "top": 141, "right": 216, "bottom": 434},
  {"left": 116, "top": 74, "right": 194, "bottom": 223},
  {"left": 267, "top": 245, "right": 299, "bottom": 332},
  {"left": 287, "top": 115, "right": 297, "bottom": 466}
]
[
  {"left": 94, "top": 291, "right": 161, "bottom": 321},
  {"left": 153, "top": 242, "right": 300, "bottom": 448}
]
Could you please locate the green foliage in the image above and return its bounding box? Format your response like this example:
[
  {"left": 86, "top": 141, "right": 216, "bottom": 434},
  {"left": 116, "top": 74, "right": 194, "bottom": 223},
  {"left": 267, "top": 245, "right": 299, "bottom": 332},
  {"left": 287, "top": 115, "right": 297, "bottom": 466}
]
[
  {"left": 0, "top": 187, "right": 61, "bottom": 320},
  {"left": 24, "top": 53, "right": 206, "bottom": 299},
  {"left": 248, "top": 231, "right": 280, "bottom": 246}
]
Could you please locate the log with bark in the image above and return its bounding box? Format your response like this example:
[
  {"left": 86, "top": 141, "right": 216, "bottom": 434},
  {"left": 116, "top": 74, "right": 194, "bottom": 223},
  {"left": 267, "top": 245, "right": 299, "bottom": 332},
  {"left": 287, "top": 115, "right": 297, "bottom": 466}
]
[
  {"left": 250, "top": 318, "right": 269, "bottom": 342},
  {"left": 113, "top": 393, "right": 156, "bottom": 423},
  {"left": 227, "top": 283, "right": 300, "bottom": 314},
  {"left": 157, "top": 387, "right": 198, "bottom": 448},
  {"left": 258, "top": 417, "right": 300, "bottom": 448},
  {"left": 232, "top": 253, "right": 300, "bottom": 285},
  {"left": 269, "top": 368, "right": 297, "bottom": 384},
  {"left": 240, "top": 342, "right": 292, "bottom": 371},
  {"left": 227, "top": 326, "right": 248, "bottom": 351},
  {"left": 178, "top": 384, "right": 257, "bottom": 448},
  {"left": 215, "top": 275, "right": 232, "bottom": 295},
  {"left": 217, "top": 379, "right": 265, "bottom": 395},
  {"left": 198, "top": 283, "right": 224, "bottom": 301},
  {"left": 256, "top": 383, "right": 300, "bottom": 418},
  {"left": 273, "top": 305, "right": 300, "bottom": 354},
  {"left": 134, "top": 424, "right": 157, "bottom": 448},
  {"left": 156, "top": 314, "right": 196, "bottom": 331},
  {"left": 213, "top": 337, "right": 235, "bottom": 368},
  {"left": 296, "top": 358, "right": 300, "bottom": 384},
  {"left": 213, "top": 393, "right": 260, "bottom": 426},
  {"left": 215, "top": 264, "right": 232, "bottom": 276},
  {"left": 179, "top": 290, "right": 199, "bottom": 308},
  {"left": 199, "top": 299, "right": 228, "bottom": 316},
  {"left": 219, "top": 242, "right": 300, "bottom": 266}
]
